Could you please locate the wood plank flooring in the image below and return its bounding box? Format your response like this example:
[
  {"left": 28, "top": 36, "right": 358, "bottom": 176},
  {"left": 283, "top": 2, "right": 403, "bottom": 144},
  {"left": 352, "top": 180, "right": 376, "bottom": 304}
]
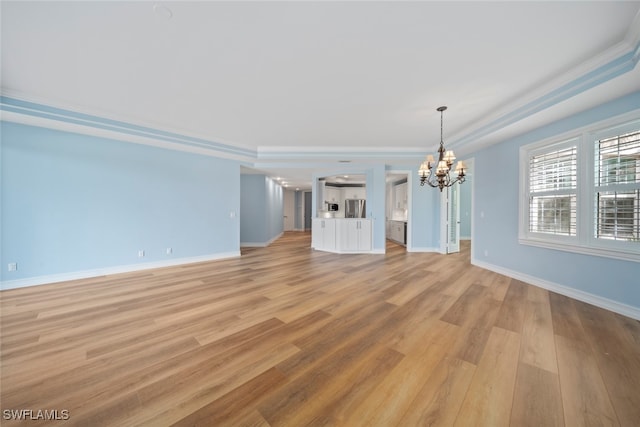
[{"left": 2, "top": 232, "right": 640, "bottom": 426}]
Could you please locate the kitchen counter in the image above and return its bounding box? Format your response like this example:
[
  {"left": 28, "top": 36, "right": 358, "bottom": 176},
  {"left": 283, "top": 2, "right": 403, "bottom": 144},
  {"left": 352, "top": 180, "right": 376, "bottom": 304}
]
[{"left": 312, "top": 218, "right": 372, "bottom": 253}]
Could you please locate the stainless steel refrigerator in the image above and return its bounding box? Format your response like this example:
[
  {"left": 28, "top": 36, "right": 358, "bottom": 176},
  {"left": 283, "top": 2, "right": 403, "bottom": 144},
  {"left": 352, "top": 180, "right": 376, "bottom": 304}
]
[{"left": 345, "top": 199, "right": 366, "bottom": 218}]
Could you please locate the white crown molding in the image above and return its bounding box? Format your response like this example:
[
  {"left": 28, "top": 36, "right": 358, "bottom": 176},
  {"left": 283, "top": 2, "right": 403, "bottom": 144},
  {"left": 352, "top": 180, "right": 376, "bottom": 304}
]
[
  {"left": 0, "top": 90, "right": 257, "bottom": 162},
  {"left": 1, "top": 92, "right": 426, "bottom": 164},
  {"left": 1, "top": 109, "right": 256, "bottom": 163},
  {"left": 448, "top": 12, "right": 640, "bottom": 152},
  {"left": 0, "top": 88, "right": 256, "bottom": 152},
  {"left": 257, "top": 145, "right": 425, "bottom": 154},
  {"left": 256, "top": 145, "right": 427, "bottom": 162},
  {"left": 2, "top": 8, "right": 639, "bottom": 165}
]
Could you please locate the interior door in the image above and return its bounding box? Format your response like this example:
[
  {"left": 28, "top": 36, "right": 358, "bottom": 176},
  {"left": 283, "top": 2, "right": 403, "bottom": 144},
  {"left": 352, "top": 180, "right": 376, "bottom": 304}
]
[
  {"left": 441, "top": 184, "right": 461, "bottom": 254},
  {"left": 304, "top": 192, "right": 312, "bottom": 230},
  {"left": 283, "top": 189, "right": 295, "bottom": 231},
  {"left": 447, "top": 184, "right": 461, "bottom": 253}
]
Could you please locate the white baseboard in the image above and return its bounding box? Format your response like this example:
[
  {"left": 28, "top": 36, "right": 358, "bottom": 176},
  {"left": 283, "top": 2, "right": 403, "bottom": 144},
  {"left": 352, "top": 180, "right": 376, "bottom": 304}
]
[
  {"left": 407, "top": 246, "right": 441, "bottom": 253},
  {"left": 0, "top": 251, "right": 241, "bottom": 291},
  {"left": 241, "top": 232, "right": 283, "bottom": 248},
  {"left": 471, "top": 257, "right": 640, "bottom": 321},
  {"left": 312, "top": 247, "right": 385, "bottom": 255}
]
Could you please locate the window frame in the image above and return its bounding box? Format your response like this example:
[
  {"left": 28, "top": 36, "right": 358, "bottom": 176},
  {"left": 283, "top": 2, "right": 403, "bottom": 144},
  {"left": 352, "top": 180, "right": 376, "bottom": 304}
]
[
  {"left": 519, "top": 111, "right": 640, "bottom": 263},
  {"left": 525, "top": 138, "right": 579, "bottom": 240}
]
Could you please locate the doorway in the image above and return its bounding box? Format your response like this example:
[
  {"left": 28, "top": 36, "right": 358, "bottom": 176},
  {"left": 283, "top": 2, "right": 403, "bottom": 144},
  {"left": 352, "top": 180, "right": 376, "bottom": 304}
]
[
  {"left": 440, "top": 158, "right": 473, "bottom": 254},
  {"left": 385, "top": 171, "right": 411, "bottom": 250},
  {"left": 440, "top": 184, "right": 460, "bottom": 254},
  {"left": 304, "top": 191, "right": 312, "bottom": 230},
  {"left": 283, "top": 189, "right": 295, "bottom": 231}
]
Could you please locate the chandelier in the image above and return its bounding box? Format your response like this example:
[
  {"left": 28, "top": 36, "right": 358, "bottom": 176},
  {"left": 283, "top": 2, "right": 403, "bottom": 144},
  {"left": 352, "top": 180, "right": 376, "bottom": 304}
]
[{"left": 418, "top": 106, "right": 466, "bottom": 191}]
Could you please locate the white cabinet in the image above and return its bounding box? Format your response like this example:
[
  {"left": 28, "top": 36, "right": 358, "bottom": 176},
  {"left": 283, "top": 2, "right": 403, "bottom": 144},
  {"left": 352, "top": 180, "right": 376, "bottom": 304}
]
[
  {"left": 393, "top": 183, "right": 408, "bottom": 209},
  {"left": 339, "top": 219, "right": 371, "bottom": 252},
  {"left": 313, "top": 218, "right": 371, "bottom": 253},
  {"left": 324, "top": 186, "right": 341, "bottom": 203},
  {"left": 312, "top": 218, "right": 336, "bottom": 251},
  {"left": 387, "top": 220, "right": 406, "bottom": 245},
  {"left": 342, "top": 186, "right": 366, "bottom": 200},
  {"left": 357, "top": 220, "right": 372, "bottom": 250}
]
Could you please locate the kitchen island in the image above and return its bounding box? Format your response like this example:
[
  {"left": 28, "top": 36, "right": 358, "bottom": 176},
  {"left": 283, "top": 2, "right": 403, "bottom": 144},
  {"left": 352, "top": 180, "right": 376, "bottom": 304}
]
[{"left": 312, "top": 218, "right": 372, "bottom": 253}]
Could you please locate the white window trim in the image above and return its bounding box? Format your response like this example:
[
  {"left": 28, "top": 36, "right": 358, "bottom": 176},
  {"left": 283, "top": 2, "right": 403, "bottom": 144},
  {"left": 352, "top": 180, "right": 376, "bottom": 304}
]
[{"left": 519, "top": 109, "right": 640, "bottom": 263}]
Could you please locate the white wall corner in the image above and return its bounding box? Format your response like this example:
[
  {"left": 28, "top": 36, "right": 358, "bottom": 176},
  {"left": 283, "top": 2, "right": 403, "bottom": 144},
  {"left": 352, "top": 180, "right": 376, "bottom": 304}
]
[{"left": 241, "top": 232, "right": 284, "bottom": 248}]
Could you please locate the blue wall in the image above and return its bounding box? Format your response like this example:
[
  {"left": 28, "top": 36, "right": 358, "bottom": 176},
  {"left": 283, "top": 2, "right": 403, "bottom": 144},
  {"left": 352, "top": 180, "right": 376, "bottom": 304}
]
[
  {"left": 1, "top": 122, "right": 241, "bottom": 285},
  {"left": 471, "top": 91, "right": 640, "bottom": 311},
  {"left": 366, "top": 164, "right": 387, "bottom": 252},
  {"left": 266, "top": 177, "right": 284, "bottom": 242},
  {"left": 408, "top": 165, "right": 441, "bottom": 251},
  {"left": 240, "top": 175, "right": 268, "bottom": 244},
  {"left": 240, "top": 174, "right": 283, "bottom": 245},
  {"left": 459, "top": 169, "right": 472, "bottom": 239}
]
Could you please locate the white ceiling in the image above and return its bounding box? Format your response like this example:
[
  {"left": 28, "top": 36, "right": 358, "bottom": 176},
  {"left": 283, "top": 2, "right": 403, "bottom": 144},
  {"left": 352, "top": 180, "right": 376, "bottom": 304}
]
[{"left": 2, "top": 1, "right": 640, "bottom": 189}]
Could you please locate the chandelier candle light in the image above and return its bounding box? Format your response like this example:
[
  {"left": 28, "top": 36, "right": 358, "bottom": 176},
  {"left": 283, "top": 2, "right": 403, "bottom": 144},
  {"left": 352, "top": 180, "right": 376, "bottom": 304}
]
[{"left": 419, "top": 106, "right": 466, "bottom": 191}]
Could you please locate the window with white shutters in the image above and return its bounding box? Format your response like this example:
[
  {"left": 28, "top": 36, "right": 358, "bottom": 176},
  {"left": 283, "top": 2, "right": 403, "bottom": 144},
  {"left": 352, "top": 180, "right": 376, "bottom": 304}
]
[
  {"left": 519, "top": 114, "right": 640, "bottom": 262},
  {"left": 595, "top": 131, "right": 640, "bottom": 241},
  {"left": 529, "top": 147, "right": 577, "bottom": 236}
]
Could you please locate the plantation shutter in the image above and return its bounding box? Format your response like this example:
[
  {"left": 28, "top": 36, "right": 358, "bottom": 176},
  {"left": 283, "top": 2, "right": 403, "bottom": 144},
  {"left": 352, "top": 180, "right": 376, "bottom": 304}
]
[
  {"left": 528, "top": 146, "right": 577, "bottom": 236},
  {"left": 595, "top": 130, "right": 640, "bottom": 241}
]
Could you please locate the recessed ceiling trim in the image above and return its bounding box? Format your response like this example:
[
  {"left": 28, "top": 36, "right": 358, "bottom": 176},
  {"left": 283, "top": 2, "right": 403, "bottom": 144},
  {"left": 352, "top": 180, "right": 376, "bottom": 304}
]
[
  {"left": 0, "top": 109, "right": 256, "bottom": 163},
  {"left": 450, "top": 38, "right": 640, "bottom": 153},
  {"left": 2, "top": 37, "right": 639, "bottom": 165},
  {"left": 257, "top": 145, "right": 424, "bottom": 153},
  {"left": 257, "top": 148, "right": 426, "bottom": 160},
  {"left": 0, "top": 95, "right": 257, "bottom": 161}
]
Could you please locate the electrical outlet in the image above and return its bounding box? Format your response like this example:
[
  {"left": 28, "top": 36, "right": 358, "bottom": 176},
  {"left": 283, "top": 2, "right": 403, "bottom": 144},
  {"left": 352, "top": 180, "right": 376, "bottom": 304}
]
[
  {"left": 138, "top": 250, "right": 145, "bottom": 258},
  {"left": 8, "top": 263, "right": 17, "bottom": 272},
  {"left": 166, "top": 247, "right": 172, "bottom": 255}
]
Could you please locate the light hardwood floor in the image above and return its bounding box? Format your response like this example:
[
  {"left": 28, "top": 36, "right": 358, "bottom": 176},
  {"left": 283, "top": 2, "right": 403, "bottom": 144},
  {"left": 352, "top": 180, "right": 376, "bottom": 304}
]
[{"left": 1, "top": 232, "right": 639, "bottom": 426}]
